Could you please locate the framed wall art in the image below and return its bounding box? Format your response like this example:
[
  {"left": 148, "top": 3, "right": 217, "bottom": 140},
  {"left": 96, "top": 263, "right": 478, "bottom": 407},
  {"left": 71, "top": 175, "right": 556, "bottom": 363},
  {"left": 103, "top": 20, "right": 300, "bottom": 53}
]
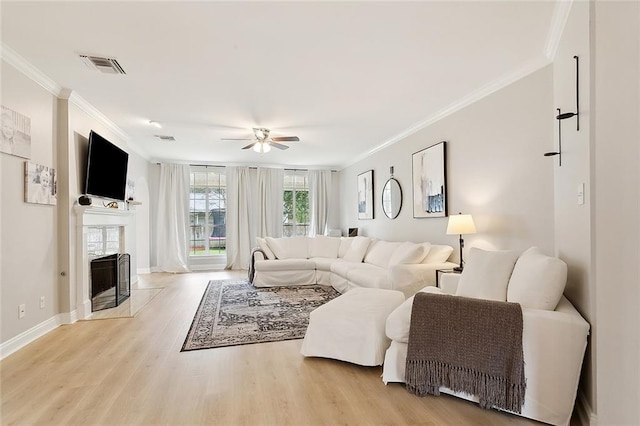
[
  {"left": 412, "top": 141, "right": 447, "bottom": 218},
  {"left": 357, "top": 169, "right": 374, "bottom": 220},
  {"left": 25, "top": 161, "right": 57, "bottom": 205},
  {"left": 1, "top": 105, "right": 31, "bottom": 159}
]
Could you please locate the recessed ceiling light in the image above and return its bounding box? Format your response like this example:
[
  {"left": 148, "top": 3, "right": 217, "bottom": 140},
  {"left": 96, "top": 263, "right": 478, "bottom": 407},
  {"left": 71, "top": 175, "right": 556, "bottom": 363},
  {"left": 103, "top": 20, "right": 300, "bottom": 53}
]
[{"left": 149, "top": 120, "right": 162, "bottom": 128}]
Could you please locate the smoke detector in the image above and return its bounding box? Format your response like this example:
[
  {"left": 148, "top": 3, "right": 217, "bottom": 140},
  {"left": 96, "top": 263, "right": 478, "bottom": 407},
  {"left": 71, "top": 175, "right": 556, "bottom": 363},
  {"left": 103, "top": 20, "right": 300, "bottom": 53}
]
[
  {"left": 154, "top": 135, "right": 176, "bottom": 142},
  {"left": 79, "top": 54, "right": 126, "bottom": 75}
]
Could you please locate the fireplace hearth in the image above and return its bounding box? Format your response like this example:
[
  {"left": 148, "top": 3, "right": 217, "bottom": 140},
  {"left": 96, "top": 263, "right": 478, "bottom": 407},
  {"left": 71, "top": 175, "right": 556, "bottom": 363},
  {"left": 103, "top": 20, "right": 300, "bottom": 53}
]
[{"left": 90, "top": 253, "right": 130, "bottom": 312}]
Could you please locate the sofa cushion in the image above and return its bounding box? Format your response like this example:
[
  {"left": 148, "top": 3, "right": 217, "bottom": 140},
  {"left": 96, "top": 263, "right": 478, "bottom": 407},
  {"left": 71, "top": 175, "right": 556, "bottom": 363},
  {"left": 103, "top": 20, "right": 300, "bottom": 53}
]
[
  {"left": 455, "top": 248, "right": 519, "bottom": 301},
  {"left": 388, "top": 242, "right": 428, "bottom": 267},
  {"left": 265, "top": 236, "right": 309, "bottom": 259},
  {"left": 507, "top": 247, "right": 567, "bottom": 310},
  {"left": 254, "top": 258, "right": 315, "bottom": 271},
  {"left": 422, "top": 244, "right": 454, "bottom": 263},
  {"left": 308, "top": 236, "right": 341, "bottom": 258},
  {"left": 338, "top": 237, "right": 353, "bottom": 258},
  {"left": 347, "top": 266, "right": 392, "bottom": 290},
  {"left": 343, "top": 236, "right": 371, "bottom": 263},
  {"left": 256, "top": 237, "right": 276, "bottom": 260},
  {"left": 330, "top": 259, "right": 357, "bottom": 277},
  {"left": 310, "top": 257, "right": 339, "bottom": 272},
  {"left": 364, "top": 241, "right": 403, "bottom": 268}
]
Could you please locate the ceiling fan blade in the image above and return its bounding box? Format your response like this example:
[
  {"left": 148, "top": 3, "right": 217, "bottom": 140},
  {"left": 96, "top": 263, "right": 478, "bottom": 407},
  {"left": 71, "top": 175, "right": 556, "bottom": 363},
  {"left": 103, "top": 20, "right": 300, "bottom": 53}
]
[
  {"left": 271, "top": 136, "right": 299, "bottom": 142},
  {"left": 221, "top": 138, "right": 252, "bottom": 141},
  {"left": 270, "top": 142, "right": 289, "bottom": 150},
  {"left": 242, "top": 142, "right": 257, "bottom": 150}
]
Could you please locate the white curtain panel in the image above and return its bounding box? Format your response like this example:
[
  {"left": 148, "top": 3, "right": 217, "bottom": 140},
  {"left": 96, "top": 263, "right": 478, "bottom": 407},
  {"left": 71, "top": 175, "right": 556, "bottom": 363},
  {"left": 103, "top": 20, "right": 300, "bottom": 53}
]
[
  {"left": 226, "top": 166, "right": 257, "bottom": 269},
  {"left": 156, "top": 163, "right": 190, "bottom": 273},
  {"left": 309, "top": 169, "right": 332, "bottom": 237},
  {"left": 257, "top": 167, "right": 284, "bottom": 238}
]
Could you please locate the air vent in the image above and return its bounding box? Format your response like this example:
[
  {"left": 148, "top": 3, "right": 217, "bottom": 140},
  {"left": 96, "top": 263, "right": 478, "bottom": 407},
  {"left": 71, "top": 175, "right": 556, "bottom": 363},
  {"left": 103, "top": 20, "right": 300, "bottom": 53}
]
[
  {"left": 154, "top": 135, "right": 176, "bottom": 142},
  {"left": 79, "top": 54, "right": 126, "bottom": 75}
]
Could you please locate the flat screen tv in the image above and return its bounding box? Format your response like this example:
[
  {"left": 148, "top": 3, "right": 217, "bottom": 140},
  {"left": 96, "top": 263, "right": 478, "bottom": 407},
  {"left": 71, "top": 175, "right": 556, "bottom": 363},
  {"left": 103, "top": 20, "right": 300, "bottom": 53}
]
[{"left": 84, "top": 130, "right": 129, "bottom": 201}]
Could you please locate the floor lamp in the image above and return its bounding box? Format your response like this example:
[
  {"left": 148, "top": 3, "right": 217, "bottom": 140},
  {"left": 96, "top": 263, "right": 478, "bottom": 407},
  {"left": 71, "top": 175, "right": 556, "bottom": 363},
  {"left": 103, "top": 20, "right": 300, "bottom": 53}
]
[{"left": 446, "top": 213, "right": 476, "bottom": 272}]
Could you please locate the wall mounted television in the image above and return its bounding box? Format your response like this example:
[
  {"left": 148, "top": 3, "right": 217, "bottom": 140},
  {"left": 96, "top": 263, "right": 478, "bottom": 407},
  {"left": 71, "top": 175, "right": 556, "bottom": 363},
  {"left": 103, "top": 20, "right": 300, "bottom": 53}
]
[{"left": 84, "top": 130, "right": 129, "bottom": 201}]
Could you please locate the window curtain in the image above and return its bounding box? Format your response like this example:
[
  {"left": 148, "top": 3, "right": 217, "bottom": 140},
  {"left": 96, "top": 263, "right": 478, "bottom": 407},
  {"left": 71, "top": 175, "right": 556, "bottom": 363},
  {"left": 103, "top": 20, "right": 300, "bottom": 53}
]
[
  {"left": 257, "top": 167, "right": 284, "bottom": 238},
  {"left": 156, "top": 163, "right": 190, "bottom": 272},
  {"left": 309, "top": 170, "right": 332, "bottom": 237},
  {"left": 225, "top": 166, "right": 257, "bottom": 269}
]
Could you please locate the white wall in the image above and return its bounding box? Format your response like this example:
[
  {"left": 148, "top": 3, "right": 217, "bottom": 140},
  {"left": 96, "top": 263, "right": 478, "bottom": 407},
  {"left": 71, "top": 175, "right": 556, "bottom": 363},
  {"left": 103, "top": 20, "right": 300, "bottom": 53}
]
[
  {"left": 592, "top": 1, "right": 640, "bottom": 423},
  {"left": 1, "top": 59, "right": 152, "bottom": 346},
  {"left": 552, "top": 0, "right": 596, "bottom": 413},
  {"left": 1, "top": 61, "right": 59, "bottom": 342},
  {"left": 339, "top": 65, "right": 555, "bottom": 259}
]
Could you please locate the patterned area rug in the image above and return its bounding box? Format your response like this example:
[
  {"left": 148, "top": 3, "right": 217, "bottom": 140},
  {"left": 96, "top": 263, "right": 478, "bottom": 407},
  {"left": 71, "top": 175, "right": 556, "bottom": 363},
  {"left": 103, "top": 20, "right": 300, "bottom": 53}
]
[{"left": 181, "top": 279, "right": 340, "bottom": 351}]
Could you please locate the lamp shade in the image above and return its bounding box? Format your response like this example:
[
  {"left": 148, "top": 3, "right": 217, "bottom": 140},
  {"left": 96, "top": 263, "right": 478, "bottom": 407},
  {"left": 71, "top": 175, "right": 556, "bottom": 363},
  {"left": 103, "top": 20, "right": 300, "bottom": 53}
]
[{"left": 446, "top": 214, "right": 476, "bottom": 235}]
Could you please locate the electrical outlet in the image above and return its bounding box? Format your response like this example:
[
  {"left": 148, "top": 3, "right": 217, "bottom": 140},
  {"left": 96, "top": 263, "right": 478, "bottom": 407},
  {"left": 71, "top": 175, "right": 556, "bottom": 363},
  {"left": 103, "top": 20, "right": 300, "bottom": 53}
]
[
  {"left": 40, "top": 296, "right": 45, "bottom": 309},
  {"left": 18, "top": 304, "right": 26, "bottom": 319}
]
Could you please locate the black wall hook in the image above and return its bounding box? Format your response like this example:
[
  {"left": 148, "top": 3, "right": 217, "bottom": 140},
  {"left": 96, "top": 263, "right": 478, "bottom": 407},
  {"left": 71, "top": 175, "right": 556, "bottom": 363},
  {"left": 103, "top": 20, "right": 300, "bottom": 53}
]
[{"left": 556, "top": 55, "right": 580, "bottom": 131}]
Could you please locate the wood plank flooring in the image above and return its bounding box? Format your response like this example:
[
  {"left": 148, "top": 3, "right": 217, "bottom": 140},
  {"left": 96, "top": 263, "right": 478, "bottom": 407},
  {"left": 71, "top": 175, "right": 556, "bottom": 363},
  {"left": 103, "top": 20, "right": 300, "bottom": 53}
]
[{"left": 1, "top": 271, "right": 544, "bottom": 425}]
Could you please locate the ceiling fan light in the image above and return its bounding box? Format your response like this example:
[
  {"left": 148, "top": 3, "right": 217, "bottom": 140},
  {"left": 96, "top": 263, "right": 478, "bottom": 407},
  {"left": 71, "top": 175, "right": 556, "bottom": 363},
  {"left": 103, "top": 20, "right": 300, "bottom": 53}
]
[
  {"left": 253, "top": 142, "right": 262, "bottom": 153},
  {"left": 263, "top": 142, "right": 271, "bottom": 153}
]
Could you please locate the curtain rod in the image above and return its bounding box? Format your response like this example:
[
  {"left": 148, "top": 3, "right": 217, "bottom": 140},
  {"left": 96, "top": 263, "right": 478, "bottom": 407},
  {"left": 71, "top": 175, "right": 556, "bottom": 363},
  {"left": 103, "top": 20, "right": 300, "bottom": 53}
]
[{"left": 155, "top": 163, "right": 336, "bottom": 172}]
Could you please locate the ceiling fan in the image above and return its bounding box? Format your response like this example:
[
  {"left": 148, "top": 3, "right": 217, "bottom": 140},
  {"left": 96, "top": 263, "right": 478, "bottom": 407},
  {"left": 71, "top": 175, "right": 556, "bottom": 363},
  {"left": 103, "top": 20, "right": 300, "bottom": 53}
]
[{"left": 222, "top": 127, "right": 300, "bottom": 153}]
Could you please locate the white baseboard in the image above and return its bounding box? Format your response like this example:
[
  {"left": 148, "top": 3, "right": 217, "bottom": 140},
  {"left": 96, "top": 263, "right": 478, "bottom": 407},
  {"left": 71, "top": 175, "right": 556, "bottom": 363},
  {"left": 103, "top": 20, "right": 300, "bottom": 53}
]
[
  {"left": 137, "top": 267, "right": 151, "bottom": 274},
  {"left": 58, "top": 310, "right": 78, "bottom": 325},
  {"left": 1, "top": 314, "right": 65, "bottom": 360},
  {"left": 576, "top": 390, "right": 598, "bottom": 426}
]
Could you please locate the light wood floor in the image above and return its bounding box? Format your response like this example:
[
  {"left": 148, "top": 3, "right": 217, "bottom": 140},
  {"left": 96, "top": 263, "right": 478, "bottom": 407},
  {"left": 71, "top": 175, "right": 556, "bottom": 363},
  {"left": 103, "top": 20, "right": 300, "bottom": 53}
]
[{"left": 1, "top": 271, "right": 545, "bottom": 425}]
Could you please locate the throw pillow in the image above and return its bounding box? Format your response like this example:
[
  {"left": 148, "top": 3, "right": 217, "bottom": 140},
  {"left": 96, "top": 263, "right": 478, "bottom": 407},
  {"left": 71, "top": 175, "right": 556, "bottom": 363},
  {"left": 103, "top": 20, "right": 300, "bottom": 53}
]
[
  {"left": 388, "top": 242, "right": 428, "bottom": 267},
  {"left": 256, "top": 237, "right": 276, "bottom": 260},
  {"left": 343, "top": 236, "right": 371, "bottom": 263},
  {"left": 422, "top": 244, "right": 454, "bottom": 263},
  {"left": 308, "top": 236, "right": 341, "bottom": 258},
  {"left": 455, "top": 247, "right": 519, "bottom": 301},
  {"left": 507, "top": 247, "right": 567, "bottom": 310},
  {"left": 364, "top": 241, "right": 403, "bottom": 268}
]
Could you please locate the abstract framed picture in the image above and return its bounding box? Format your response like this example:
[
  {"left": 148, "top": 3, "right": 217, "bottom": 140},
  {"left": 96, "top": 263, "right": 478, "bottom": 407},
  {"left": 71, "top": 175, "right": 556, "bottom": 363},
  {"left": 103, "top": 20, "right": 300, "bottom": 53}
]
[
  {"left": 24, "top": 161, "right": 57, "bottom": 205},
  {"left": 357, "top": 169, "right": 374, "bottom": 220},
  {"left": 1, "top": 105, "right": 31, "bottom": 159},
  {"left": 412, "top": 141, "right": 447, "bottom": 218}
]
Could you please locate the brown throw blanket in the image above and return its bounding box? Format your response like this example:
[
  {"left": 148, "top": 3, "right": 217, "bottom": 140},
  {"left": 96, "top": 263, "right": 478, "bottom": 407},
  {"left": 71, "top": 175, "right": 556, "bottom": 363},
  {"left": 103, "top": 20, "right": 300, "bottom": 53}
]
[
  {"left": 248, "top": 248, "right": 266, "bottom": 284},
  {"left": 405, "top": 292, "right": 526, "bottom": 413}
]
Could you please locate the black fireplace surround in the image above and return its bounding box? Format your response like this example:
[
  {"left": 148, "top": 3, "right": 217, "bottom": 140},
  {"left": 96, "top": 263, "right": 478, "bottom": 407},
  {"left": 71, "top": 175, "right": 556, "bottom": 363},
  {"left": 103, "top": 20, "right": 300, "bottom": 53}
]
[{"left": 90, "top": 253, "right": 130, "bottom": 312}]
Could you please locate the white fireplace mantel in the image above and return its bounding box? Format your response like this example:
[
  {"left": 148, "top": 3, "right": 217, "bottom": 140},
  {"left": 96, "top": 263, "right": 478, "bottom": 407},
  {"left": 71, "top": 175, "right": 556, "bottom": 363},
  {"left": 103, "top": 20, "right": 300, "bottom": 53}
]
[{"left": 74, "top": 205, "right": 137, "bottom": 319}]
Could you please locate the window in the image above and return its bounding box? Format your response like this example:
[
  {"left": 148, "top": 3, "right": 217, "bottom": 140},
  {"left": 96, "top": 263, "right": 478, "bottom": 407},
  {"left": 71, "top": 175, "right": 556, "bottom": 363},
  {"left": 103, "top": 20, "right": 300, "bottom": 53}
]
[
  {"left": 189, "top": 167, "right": 226, "bottom": 256},
  {"left": 283, "top": 171, "right": 309, "bottom": 237}
]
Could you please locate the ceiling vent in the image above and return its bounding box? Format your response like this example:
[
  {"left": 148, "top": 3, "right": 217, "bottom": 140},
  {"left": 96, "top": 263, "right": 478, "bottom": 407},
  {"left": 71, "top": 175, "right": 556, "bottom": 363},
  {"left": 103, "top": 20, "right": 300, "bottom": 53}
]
[
  {"left": 154, "top": 135, "right": 176, "bottom": 142},
  {"left": 79, "top": 54, "right": 126, "bottom": 75}
]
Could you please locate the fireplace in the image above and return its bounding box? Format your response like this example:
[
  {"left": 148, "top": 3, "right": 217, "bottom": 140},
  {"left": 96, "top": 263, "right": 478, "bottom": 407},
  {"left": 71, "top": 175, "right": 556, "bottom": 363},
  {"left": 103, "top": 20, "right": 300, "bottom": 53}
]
[{"left": 90, "top": 253, "right": 131, "bottom": 312}]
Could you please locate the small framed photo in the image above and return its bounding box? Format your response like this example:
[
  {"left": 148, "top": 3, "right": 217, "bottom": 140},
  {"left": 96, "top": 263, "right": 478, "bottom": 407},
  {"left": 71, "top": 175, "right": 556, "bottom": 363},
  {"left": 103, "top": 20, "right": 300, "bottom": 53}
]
[
  {"left": 25, "top": 161, "right": 57, "bottom": 205},
  {"left": 357, "top": 169, "right": 374, "bottom": 220},
  {"left": 412, "top": 141, "right": 447, "bottom": 218}
]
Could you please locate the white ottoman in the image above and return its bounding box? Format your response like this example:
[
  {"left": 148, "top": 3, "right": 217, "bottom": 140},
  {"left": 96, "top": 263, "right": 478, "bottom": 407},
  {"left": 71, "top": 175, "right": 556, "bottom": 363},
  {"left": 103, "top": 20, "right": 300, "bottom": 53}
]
[{"left": 300, "top": 288, "right": 405, "bottom": 366}]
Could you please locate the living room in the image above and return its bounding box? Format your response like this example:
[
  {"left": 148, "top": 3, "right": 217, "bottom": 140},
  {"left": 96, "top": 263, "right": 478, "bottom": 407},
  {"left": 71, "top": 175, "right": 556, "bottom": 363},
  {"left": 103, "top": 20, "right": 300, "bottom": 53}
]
[{"left": 1, "top": 1, "right": 639, "bottom": 425}]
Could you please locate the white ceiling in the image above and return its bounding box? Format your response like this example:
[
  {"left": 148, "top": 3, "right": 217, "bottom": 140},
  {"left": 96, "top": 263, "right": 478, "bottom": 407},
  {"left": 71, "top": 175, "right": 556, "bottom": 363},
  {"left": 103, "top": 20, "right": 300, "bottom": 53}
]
[{"left": 1, "top": 1, "right": 558, "bottom": 169}]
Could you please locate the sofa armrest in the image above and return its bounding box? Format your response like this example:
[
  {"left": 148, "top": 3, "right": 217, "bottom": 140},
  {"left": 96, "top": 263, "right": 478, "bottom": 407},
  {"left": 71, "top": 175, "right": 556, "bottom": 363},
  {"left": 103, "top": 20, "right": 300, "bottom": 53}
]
[
  {"left": 520, "top": 297, "right": 590, "bottom": 425},
  {"left": 389, "top": 262, "right": 458, "bottom": 298},
  {"left": 253, "top": 250, "right": 266, "bottom": 262}
]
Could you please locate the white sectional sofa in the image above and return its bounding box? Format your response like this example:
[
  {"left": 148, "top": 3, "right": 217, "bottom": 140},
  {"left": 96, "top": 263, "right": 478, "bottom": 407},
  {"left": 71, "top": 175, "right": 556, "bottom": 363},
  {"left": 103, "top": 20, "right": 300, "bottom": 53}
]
[
  {"left": 252, "top": 235, "right": 456, "bottom": 298},
  {"left": 382, "top": 247, "right": 590, "bottom": 426}
]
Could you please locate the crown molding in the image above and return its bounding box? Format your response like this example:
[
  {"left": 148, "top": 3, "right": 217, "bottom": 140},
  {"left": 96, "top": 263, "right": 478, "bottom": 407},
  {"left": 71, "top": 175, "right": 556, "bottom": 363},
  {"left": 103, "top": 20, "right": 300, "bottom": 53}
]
[
  {"left": 544, "top": 0, "right": 574, "bottom": 60},
  {"left": 340, "top": 56, "right": 552, "bottom": 170},
  {"left": 67, "top": 91, "right": 131, "bottom": 142},
  {"left": 0, "top": 43, "right": 62, "bottom": 96}
]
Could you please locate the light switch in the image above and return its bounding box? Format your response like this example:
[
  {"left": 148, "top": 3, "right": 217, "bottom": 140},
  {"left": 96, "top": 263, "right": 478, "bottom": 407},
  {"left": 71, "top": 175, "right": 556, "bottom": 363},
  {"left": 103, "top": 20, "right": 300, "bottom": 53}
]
[{"left": 577, "top": 183, "right": 585, "bottom": 205}]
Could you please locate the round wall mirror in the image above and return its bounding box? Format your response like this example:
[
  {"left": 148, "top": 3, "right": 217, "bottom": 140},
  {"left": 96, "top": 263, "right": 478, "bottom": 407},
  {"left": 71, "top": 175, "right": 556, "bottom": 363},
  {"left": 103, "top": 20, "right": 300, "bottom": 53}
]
[{"left": 382, "top": 178, "right": 402, "bottom": 219}]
